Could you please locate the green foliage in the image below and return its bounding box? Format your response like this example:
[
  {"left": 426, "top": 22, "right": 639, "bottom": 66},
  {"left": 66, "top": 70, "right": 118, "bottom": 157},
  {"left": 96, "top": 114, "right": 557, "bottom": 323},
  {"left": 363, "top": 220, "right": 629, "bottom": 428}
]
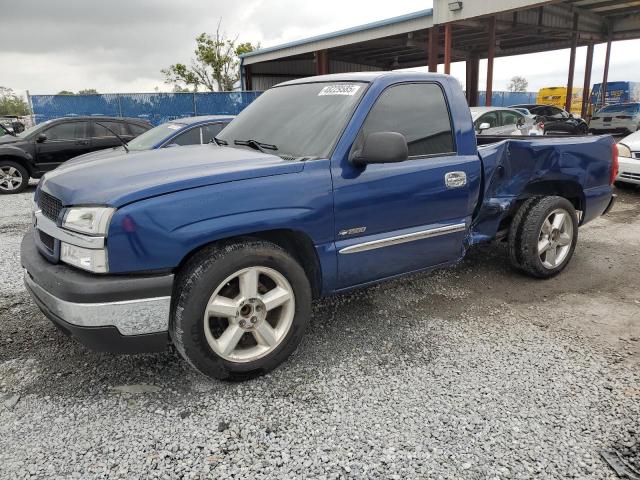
[
  {"left": 508, "top": 76, "right": 529, "bottom": 93},
  {"left": 57, "top": 90, "right": 75, "bottom": 95},
  {"left": 0, "top": 87, "right": 30, "bottom": 116},
  {"left": 78, "top": 89, "right": 99, "bottom": 95},
  {"left": 163, "top": 23, "right": 257, "bottom": 92}
]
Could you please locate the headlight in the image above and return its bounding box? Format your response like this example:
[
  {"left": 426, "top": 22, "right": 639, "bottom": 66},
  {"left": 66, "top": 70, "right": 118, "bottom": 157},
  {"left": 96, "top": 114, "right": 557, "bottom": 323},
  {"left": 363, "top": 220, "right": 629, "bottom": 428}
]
[
  {"left": 60, "top": 242, "right": 109, "bottom": 273},
  {"left": 63, "top": 207, "right": 115, "bottom": 235},
  {"left": 618, "top": 143, "right": 632, "bottom": 158}
]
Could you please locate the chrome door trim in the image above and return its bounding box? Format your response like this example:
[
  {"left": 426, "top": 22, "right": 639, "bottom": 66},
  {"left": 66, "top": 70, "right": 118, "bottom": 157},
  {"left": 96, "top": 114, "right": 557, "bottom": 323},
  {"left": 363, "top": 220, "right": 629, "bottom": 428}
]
[{"left": 338, "top": 223, "right": 466, "bottom": 255}]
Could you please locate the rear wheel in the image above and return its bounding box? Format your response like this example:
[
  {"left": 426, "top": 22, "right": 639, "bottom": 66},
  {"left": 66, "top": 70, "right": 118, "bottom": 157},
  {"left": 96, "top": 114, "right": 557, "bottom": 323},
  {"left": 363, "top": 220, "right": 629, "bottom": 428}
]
[
  {"left": 509, "top": 196, "right": 578, "bottom": 278},
  {"left": 0, "top": 161, "right": 29, "bottom": 194},
  {"left": 170, "top": 240, "right": 311, "bottom": 380},
  {"left": 578, "top": 124, "right": 588, "bottom": 135}
]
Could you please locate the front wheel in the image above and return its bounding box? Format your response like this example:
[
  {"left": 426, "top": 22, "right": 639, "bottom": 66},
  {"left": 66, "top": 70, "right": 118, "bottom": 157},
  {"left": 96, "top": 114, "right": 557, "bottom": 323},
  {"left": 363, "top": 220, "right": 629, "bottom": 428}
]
[
  {"left": 0, "top": 161, "right": 29, "bottom": 194},
  {"left": 509, "top": 196, "right": 579, "bottom": 278},
  {"left": 170, "top": 240, "right": 311, "bottom": 380}
]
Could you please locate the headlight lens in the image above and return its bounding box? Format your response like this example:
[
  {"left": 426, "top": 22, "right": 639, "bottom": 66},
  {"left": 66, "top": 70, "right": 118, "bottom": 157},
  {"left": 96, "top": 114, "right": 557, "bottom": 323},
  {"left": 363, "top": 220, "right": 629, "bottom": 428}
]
[
  {"left": 618, "top": 143, "right": 632, "bottom": 158},
  {"left": 60, "top": 242, "right": 109, "bottom": 273},
  {"left": 63, "top": 207, "right": 115, "bottom": 235}
]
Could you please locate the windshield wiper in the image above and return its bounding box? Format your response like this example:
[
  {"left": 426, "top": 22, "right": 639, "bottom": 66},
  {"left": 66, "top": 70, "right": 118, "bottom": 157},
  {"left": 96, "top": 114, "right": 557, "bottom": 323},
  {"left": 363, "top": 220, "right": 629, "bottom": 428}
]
[
  {"left": 234, "top": 139, "right": 278, "bottom": 154},
  {"left": 213, "top": 136, "right": 227, "bottom": 146},
  {"left": 96, "top": 122, "right": 129, "bottom": 153}
]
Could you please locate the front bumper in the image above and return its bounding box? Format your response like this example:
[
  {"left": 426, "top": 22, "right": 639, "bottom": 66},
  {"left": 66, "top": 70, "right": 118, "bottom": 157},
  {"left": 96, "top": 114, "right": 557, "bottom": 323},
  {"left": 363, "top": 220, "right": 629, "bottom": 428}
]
[
  {"left": 617, "top": 156, "right": 640, "bottom": 185},
  {"left": 21, "top": 232, "right": 173, "bottom": 353}
]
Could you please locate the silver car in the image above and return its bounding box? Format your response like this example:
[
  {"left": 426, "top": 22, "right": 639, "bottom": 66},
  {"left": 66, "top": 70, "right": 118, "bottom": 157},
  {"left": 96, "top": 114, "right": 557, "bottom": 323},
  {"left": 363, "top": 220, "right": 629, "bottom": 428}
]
[
  {"left": 616, "top": 130, "right": 640, "bottom": 185},
  {"left": 590, "top": 103, "right": 640, "bottom": 135},
  {"left": 471, "top": 107, "right": 542, "bottom": 136}
]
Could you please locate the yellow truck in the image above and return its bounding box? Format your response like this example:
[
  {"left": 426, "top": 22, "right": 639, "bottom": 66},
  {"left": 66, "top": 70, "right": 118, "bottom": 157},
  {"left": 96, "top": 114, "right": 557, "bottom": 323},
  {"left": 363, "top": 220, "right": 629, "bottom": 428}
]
[{"left": 536, "top": 87, "right": 583, "bottom": 115}]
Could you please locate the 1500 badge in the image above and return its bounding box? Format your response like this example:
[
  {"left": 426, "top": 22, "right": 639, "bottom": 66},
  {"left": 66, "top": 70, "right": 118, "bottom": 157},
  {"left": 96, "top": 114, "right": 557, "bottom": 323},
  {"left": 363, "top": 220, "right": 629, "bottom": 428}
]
[{"left": 338, "top": 227, "right": 367, "bottom": 236}]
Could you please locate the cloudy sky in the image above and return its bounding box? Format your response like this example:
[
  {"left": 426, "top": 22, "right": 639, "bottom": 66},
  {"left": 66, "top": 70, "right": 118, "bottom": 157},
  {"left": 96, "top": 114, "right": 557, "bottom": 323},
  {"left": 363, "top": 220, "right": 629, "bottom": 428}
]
[{"left": 1, "top": 0, "right": 639, "bottom": 96}]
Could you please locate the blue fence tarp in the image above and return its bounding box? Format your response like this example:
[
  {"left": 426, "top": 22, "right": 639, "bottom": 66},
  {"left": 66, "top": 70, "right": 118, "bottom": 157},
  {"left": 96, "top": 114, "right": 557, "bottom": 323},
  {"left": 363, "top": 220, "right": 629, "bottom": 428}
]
[
  {"left": 31, "top": 90, "right": 537, "bottom": 126},
  {"left": 31, "top": 91, "right": 263, "bottom": 125},
  {"left": 478, "top": 91, "right": 537, "bottom": 107}
]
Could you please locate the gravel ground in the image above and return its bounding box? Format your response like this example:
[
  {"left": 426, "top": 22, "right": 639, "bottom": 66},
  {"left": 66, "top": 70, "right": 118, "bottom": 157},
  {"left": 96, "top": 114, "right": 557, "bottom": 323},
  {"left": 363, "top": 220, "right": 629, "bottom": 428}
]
[{"left": 1, "top": 182, "right": 639, "bottom": 479}]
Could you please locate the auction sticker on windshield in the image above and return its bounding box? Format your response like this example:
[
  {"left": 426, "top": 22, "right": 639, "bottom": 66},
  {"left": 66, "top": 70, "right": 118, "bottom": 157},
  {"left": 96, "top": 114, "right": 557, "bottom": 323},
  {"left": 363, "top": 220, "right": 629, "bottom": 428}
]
[{"left": 318, "top": 84, "right": 361, "bottom": 96}]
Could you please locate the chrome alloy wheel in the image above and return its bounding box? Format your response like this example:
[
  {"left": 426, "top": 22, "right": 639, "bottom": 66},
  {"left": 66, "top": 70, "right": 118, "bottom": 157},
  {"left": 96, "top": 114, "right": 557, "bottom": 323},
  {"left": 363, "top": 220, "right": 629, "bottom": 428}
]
[
  {"left": 538, "top": 208, "right": 573, "bottom": 269},
  {"left": 203, "top": 266, "right": 295, "bottom": 363},
  {"left": 0, "top": 166, "right": 23, "bottom": 192}
]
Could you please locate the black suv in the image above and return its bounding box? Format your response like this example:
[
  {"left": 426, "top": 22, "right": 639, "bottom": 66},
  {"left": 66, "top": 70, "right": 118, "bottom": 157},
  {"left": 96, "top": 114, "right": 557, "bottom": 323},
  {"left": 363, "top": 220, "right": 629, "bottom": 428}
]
[
  {"left": 0, "top": 116, "right": 151, "bottom": 194},
  {"left": 509, "top": 104, "right": 589, "bottom": 135}
]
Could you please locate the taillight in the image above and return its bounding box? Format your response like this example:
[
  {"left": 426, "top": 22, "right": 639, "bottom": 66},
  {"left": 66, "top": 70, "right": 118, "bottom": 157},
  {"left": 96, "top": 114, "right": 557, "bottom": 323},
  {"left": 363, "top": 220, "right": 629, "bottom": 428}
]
[{"left": 611, "top": 143, "right": 619, "bottom": 185}]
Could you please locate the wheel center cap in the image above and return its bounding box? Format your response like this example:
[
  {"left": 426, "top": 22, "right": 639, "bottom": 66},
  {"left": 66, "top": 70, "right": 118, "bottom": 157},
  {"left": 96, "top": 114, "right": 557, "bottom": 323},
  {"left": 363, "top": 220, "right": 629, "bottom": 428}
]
[{"left": 237, "top": 298, "right": 266, "bottom": 330}]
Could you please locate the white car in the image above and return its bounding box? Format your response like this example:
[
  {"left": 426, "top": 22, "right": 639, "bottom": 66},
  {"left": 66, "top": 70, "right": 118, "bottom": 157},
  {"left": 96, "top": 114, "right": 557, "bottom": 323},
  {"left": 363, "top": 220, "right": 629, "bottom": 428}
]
[
  {"left": 617, "top": 131, "right": 640, "bottom": 185},
  {"left": 470, "top": 107, "right": 543, "bottom": 136},
  {"left": 590, "top": 103, "right": 640, "bottom": 135}
]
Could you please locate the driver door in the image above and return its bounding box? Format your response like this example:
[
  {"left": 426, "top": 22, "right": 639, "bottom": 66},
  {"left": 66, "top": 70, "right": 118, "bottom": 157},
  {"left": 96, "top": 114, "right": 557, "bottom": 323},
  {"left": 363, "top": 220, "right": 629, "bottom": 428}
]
[{"left": 331, "top": 82, "right": 480, "bottom": 289}]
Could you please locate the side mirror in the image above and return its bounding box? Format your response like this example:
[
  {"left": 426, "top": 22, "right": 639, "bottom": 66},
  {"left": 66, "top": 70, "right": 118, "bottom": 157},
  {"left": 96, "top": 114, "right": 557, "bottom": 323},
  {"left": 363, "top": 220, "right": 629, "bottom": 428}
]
[
  {"left": 478, "top": 122, "right": 491, "bottom": 132},
  {"left": 568, "top": 113, "right": 574, "bottom": 119},
  {"left": 36, "top": 133, "right": 47, "bottom": 143},
  {"left": 352, "top": 132, "right": 408, "bottom": 165}
]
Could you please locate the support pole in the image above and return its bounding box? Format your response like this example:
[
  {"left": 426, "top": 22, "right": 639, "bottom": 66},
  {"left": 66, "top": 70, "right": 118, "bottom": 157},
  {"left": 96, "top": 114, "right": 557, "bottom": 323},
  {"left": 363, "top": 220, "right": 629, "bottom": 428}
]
[
  {"left": 444, "top": 24, "right": 452, "bottom": 75},
  {"left": 486, "top": 16, "right": 496, "bottom": 107},
  {"left": 565, "top": 13, "right": 579, "bottom": 112},
  {"left": 581, "top": 43, "right": 594, "bottom": 118},
  {"left": 466, "top": 53, "right": 479, "bottom": 107},
  {"left": 428, "top": 26, "right": 439, "bottom": 73},
  {"left": 315, "top": 50, "right": 330, "bottom": 75},
  {"left": 601, "top": 36, "right": 612, "bottom": 108},
  {"left": 244, "top": 65, "right": 253, "bottom": 91}
]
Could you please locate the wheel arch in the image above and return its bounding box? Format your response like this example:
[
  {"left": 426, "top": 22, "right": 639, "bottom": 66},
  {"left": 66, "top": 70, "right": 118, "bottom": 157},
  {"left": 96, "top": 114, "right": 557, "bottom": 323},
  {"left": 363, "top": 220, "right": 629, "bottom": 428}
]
[
  {"left": 518, "top": 179, "right": 585, "bottom": 214},
  {"left": 175, "top": 228, "right": 323, "bottom": 299},
  {"left": 0, "top": 145, "right": 35, "bottom": 176}
]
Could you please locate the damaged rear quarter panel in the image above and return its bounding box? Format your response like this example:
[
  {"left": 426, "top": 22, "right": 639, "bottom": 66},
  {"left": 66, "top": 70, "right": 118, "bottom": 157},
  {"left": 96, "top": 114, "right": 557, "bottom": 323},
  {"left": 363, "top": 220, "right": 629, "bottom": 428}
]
[{"left": 470, "top": 135, "right": 614, "bottom": 244}]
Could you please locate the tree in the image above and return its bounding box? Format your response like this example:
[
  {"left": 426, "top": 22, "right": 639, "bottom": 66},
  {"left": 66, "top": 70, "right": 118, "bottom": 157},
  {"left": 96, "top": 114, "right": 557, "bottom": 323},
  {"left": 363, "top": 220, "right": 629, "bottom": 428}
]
[
  {"left": 0, "top": 87, "right": 30, "bottom": 116},
  {"left": 57, "top": 90, "right": 75, "bottom": 95},
  {"left": 162, "top": 23, "right": 257, "bottom": 92},
  {"left": 77, "top": 89, "right": 99, "bottom": 95},
  {"left": 507, "top": 76, "right": 529, "bottom": 92}
]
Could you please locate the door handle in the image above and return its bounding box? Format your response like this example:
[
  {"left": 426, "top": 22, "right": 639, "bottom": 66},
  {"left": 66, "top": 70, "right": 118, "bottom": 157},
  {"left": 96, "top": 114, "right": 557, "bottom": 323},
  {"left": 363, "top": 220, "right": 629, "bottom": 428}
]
[
  {"left": 75, "top": 140, "right": 89, "bottom": 145},
  {"left": 445, "top": 171, "right": 467, "bottom": 189}
]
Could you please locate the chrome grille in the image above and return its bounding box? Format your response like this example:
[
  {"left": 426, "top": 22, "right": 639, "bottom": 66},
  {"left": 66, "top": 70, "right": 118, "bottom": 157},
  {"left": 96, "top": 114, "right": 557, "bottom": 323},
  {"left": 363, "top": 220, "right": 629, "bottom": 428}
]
[
  {"left": 38, "top": 191, "right": 62, "bottom": 222},
  {"left": 620, "top": 172, "right": 640, "bottom": 181}
]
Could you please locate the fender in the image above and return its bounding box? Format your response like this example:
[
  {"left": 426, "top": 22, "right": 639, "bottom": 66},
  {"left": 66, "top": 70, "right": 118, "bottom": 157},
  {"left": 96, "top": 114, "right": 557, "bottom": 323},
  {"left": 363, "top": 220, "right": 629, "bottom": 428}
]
[
  {"left": 105, "top": 160, "right": 336, "bottom": 286},
  {"left": 0, "top": 145, "right": 34, "bottom": 173}
]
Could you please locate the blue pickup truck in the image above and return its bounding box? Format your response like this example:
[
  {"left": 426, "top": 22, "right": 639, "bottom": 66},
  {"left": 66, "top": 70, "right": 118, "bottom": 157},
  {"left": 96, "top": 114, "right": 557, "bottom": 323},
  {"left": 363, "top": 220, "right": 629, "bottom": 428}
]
[{"left": 22, "top": 72, "right": 618, "bottom": 380}]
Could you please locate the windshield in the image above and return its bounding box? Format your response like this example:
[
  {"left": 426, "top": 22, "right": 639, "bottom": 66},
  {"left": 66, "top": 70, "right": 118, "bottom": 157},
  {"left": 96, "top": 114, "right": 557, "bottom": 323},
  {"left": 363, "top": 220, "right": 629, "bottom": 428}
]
[
  {"left": 127, "top": 122, "right": 185, "bottom": 151},
  {"left": 16, "top": 120, "right": 51, "bottom": 138},
  {"left": 597, "top": 104, "right": 640, "bottom": 114},
  {"left": 217, "top": 82, "right": 367, "bottom": 159}
]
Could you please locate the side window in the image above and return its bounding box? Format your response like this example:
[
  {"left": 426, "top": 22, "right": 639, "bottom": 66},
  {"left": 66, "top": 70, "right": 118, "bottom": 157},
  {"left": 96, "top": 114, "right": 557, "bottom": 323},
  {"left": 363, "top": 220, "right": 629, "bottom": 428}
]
[
  {"left": 500, "top": 111, "right": 521, "bottom": 126},
  {"left": 168, "top": 127, "right": 201, "bottom": 146},
  {"left": 44, "top": 121, "right": 88, "bottom": 140},
  {"left": 359, "top": 83, "right": 454, "bottom": 157},
  {"left": 94, "top": 121, "right": 129, "bottom": 138},
  {"left": 129, "top": 124, "right": 148, "bottom": 136},
  {"left": 476, "top": 112, "right": 498, "bottom": 129},
  {"left": 549, "top": 107, "right": 566, "bottom": 119},
  {"left": 201, "top": 123, "right": 225, "bottom": 144}
]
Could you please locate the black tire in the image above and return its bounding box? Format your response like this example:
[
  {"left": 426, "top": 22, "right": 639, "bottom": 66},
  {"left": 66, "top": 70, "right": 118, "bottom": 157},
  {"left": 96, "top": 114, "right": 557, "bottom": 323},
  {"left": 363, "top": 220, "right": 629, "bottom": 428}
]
[
  {"left": 508, "top": 196, "right": 543, "bottom": 268},
  {"left": 0, "top": 160, "right": 29, "bottom": 194},
  {"left": 170, "top": 240, "right": 312, "bottom": 381},
  {"left": 512, "top": 196, "right": 579, "bottom": 278},
  {"left": 578, "top": 124, "right": 588, "bottom": 135}
]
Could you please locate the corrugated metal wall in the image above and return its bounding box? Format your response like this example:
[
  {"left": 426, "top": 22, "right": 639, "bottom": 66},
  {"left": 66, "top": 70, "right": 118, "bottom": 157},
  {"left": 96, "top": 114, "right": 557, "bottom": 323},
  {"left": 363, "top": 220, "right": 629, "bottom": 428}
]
[{"left": 31, "top": 92, "right": 263, "bottom": 125}]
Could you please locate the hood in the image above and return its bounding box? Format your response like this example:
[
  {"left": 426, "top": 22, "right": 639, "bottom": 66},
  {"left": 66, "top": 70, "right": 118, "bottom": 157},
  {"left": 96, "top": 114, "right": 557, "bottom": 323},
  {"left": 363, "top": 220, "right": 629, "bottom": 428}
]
[
  {"left": 66, "top": 146, "right": 131, "bottom": 165},
  {"left": 41, "top": 145, "right": 305, "bottom": 207},
  {"left": 0, "top": 134, "right": 22, "bottom": 145},
  {"left": 620, "top": 130, "right": 640, "bottom": 150}
]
